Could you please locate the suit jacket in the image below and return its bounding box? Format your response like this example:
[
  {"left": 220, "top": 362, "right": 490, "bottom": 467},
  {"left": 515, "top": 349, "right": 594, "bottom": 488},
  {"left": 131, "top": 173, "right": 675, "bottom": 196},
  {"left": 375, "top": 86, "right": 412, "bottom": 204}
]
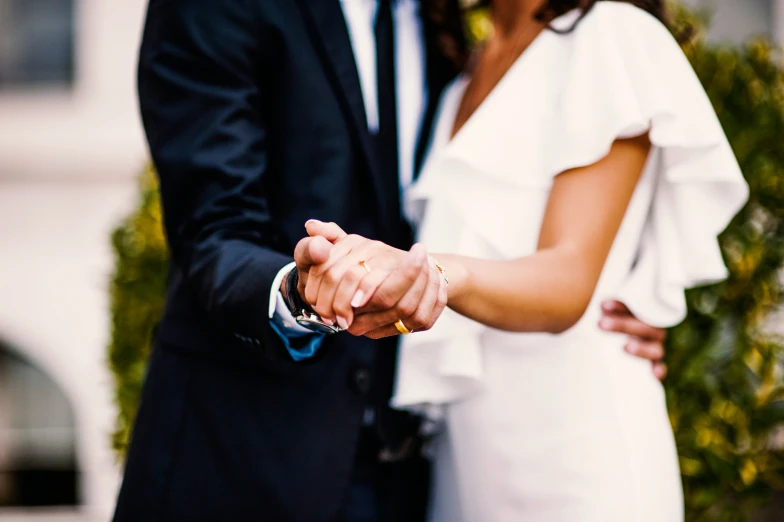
[{"left": 113, "top": 0, "right": 456, "bottom": 521}]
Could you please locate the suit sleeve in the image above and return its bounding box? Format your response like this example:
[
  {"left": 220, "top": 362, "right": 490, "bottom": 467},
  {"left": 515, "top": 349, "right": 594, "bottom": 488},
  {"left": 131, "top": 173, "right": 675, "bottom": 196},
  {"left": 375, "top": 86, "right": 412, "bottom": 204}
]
[{"left": 138, "top": 0, "right": 295, "bottom": 352}]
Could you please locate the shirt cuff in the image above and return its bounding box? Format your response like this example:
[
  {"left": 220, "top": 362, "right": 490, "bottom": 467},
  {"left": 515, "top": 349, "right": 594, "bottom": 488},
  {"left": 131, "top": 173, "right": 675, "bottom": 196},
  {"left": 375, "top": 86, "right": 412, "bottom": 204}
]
[
  {"left": 268, "top": 262, "right": 325, "bottom": 361},
  {"left": 269, "top": 262, "right": 297, "bottom": 319}
]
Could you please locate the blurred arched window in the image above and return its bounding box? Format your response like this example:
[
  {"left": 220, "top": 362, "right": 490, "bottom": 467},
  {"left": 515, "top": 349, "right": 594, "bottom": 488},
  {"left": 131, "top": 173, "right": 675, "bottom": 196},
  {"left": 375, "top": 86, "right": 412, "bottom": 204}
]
[
  {"left": 0, "top": 342, "right": 78, "bottom": 507},
  {"left": 0, "top": 0, "right": 75, "bottom": 87}
]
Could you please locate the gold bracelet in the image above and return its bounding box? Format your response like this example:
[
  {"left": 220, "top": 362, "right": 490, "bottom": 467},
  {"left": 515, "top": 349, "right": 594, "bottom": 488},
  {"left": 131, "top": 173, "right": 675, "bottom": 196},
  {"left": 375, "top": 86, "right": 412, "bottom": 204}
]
[{"left": 431, "top": 256, "right": 448, "bottom": 286}]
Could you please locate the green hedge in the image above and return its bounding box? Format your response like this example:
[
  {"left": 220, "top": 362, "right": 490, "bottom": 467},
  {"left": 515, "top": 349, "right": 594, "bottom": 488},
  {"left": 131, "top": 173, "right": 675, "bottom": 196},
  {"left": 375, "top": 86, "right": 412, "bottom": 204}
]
[
  {"left": 109, "top": 6, "right": 784, "bottom": 520},
  {"left": 665, "top": 38, "right": 784, "bottom": 522},
  {"left": 108, "top": 165, "right": 168, "bottom": 455}
]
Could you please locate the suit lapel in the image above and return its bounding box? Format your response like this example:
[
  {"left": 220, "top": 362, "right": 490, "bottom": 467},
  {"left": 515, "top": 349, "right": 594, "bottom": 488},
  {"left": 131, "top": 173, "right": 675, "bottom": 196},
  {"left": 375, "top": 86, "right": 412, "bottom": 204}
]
[{"left": 294, "top": 0, "right": 386, "bottom": 211}]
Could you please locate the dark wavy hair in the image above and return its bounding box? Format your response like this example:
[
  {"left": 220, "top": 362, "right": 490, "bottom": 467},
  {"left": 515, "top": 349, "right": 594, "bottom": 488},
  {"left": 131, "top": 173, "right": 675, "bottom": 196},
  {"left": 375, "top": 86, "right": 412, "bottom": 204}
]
[{"left": 422, "top": 0, "right": 670, "bottom": 73}]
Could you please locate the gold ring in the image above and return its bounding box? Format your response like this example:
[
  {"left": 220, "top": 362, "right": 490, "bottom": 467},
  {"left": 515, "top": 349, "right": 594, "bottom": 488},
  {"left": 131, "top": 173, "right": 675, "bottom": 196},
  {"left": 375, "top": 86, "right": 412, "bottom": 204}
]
[
  {"left": 394, "top": 319, "right": 412, "bottom": 335},
  {"left": 359, "top": 260, "right": 371, "bottom": 274}
]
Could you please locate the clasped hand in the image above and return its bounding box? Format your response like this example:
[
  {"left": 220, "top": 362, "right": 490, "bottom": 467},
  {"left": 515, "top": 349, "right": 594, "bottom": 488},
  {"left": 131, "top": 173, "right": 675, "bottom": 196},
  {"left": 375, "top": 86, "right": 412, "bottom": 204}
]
[
  {"left": 291, "top": 221, "right": 669, "bottom": 382},
  {"left": 291, "top": 220, "right": 448, "bottom": 338}
]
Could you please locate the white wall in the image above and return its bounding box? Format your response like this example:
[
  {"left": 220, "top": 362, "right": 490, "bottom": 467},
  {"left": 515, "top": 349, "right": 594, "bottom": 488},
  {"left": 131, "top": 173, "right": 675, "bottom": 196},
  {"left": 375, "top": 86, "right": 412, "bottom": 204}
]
[
  {"left": 0, "top": 0, "right": 148, "bottom": 181},
  {"left": 0, "top": 0, "right": 149, "bottom": 519},
  {"left": 774, "top": 0, "right": 784, "bottom": 43},
  {"left": 683, "top": 0, "right": 781, "bottom": 43},
  {"left": 0, "top": 182, "right": 137, "bottom": 519}
]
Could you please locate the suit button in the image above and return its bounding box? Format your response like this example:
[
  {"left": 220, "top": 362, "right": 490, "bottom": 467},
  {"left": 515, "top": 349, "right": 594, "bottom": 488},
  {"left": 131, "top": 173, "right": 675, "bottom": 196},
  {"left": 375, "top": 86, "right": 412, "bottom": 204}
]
[{"left": 351, "top": 368, "right": 372, "bottom": 395}]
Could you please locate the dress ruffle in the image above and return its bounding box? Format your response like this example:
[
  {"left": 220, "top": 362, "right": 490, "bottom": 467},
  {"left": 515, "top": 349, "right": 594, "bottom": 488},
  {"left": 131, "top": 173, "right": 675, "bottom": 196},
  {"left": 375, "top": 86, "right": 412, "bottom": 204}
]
[{"left": 548, "top": 3, "right": 748, "bottom": 326}]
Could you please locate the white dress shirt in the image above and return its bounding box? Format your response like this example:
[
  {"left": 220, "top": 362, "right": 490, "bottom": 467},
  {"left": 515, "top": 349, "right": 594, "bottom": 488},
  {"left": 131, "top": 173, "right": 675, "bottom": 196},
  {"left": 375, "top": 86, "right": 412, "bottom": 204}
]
[{"left": 268, "top": 0, "right": 427, "bottom": 333}]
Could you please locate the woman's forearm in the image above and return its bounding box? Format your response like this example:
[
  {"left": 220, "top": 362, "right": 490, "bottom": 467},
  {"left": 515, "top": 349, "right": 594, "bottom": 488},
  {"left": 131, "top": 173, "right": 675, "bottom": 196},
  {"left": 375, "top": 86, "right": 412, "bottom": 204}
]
[
  {"left": 433, "top": 135, "right": 652, "bottom": 334},
  {"left": 436, "top": 246, "right": 600, "bottom": 333}
]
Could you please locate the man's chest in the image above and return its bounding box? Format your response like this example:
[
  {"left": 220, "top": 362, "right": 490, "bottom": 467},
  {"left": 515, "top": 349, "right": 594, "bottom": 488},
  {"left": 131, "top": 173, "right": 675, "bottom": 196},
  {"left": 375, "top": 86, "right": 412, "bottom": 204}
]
[{"left": 339, "top": 0, "right": 427, "bottom": 187}]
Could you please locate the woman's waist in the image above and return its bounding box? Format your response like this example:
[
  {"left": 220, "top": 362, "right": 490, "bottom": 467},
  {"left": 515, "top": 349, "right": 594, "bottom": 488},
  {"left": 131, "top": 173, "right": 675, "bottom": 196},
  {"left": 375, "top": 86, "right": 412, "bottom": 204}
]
[
  {"left": 479, "top": 319, "right": 614, "bottom": 351},
  {"left": 477, "top": 316, "right": 648, "bottom": 368},
  {"left": 475, "top": 327, "right": 660, "bottom": 399}
]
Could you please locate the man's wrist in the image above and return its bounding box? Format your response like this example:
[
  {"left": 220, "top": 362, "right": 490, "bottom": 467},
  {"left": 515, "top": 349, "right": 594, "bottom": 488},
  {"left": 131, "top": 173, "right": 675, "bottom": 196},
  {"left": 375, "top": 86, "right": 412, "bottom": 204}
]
[{"left": 282, "top": 267, "right": 342, "bottom": 335}]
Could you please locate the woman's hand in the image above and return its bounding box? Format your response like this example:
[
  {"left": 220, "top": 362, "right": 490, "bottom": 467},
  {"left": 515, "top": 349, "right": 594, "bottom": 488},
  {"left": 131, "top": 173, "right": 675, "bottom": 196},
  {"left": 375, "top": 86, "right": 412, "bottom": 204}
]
[{"left": 305, "top": 239, "right": 406, "bottom": 329}]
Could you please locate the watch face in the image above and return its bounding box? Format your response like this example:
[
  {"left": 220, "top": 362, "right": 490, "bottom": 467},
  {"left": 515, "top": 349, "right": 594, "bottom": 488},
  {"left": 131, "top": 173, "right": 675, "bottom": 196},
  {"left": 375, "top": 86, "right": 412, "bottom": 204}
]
[{"left": 296, "top": 314, "right": 343, "bottom": 335}]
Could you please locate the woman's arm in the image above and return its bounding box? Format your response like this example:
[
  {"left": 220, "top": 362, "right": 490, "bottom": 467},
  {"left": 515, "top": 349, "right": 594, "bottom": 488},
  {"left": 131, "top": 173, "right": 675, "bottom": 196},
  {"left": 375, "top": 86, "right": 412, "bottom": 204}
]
[
  {"left": 440, "top": 134, "right": 651, "bottom": 333},
  {"left": 301, "top": 134, "right": 650, "bottom": 335}
]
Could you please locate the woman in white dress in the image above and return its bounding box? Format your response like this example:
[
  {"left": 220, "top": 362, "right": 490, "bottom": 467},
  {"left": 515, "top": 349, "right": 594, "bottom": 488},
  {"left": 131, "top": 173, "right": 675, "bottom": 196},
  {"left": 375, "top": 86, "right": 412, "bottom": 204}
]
[{"left": 302, "top": 1, "right": 749, "bottom": 520}]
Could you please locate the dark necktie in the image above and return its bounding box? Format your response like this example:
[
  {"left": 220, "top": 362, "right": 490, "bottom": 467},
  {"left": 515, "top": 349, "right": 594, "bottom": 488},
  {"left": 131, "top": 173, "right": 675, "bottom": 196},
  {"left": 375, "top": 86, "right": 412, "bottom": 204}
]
[
  {"left": 375, "top": 0, "right": 401, "bottom": 228},
  {"left": 371, "top": 0, "right": 418, "bottom": 453}
]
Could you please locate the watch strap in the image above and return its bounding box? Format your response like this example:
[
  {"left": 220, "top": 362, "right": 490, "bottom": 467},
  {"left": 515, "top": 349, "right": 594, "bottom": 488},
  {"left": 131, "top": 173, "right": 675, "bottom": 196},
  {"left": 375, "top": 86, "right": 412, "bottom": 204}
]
[{"left": 284, "top": 267, "right": 312, "bottom": 316}]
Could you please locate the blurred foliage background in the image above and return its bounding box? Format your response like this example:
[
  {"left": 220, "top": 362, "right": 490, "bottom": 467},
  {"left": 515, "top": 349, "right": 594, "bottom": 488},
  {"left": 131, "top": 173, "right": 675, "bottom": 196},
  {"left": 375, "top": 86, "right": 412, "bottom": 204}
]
[
  {"left": 109, "top": 2, "right": 784, "bottom": 520},
  {"left": 108, "top": 165, "right": 168, "bottom": 455},
  {"left": 663, "top": 16, "right": 784, "bottom": 522}
]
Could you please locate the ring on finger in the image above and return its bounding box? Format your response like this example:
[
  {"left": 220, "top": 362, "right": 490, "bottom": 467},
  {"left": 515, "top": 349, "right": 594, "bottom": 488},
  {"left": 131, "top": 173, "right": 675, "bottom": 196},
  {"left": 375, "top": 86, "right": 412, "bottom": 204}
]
[
  {"left": 394, "top": 319, "right": 412, "bottom": 335},
  {"left": 359, "top": 260, "right": 371, "bottom": 274}
]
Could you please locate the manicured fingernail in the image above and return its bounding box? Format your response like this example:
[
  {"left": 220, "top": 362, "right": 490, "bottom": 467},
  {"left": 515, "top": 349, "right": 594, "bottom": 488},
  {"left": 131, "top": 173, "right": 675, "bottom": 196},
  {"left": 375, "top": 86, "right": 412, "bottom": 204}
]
[
  {"left": 599, "top": 318, "right": 612, "bottom": 330},
  {"left": 625, "top": 341, "right": 639, "bottom": 354},
  {"left": 336, "top": 316, "right": 349, "bottom": 330},
  {"left": 305, "top": 219, "right": 320, "bottom": 227},
  {"left": 351, "top": 290, "right": 365, "bottom": 308},
  {"left": 322, "top": 317, "right": 334, "bottom": 326}
]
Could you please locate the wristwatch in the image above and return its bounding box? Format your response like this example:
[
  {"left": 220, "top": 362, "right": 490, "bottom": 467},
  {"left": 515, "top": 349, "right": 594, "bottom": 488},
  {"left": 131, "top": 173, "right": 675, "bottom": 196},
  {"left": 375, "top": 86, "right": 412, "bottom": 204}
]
[{"left": 284, "top": 268, "right": 343, "bottom": 335}]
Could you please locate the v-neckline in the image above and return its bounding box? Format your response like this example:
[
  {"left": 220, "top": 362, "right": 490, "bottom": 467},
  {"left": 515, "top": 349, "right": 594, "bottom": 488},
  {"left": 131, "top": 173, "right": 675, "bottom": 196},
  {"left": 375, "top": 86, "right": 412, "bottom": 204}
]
[{"left": 446, "top": 8, "right": 581, "bottom": 145}]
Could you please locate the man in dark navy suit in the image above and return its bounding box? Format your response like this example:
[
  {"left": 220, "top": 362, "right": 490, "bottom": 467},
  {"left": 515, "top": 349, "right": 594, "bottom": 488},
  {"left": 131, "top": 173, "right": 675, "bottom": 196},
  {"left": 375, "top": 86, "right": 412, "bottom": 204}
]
[{"left": 113, "top": 1, "right": 670, "bottom": 521}]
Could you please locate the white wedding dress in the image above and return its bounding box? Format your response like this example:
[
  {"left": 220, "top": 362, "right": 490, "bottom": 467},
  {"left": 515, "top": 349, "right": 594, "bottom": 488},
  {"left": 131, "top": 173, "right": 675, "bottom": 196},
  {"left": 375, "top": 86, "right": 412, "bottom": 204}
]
[{"left": 392, "top": 4, "right": 749, "bottom": 522}]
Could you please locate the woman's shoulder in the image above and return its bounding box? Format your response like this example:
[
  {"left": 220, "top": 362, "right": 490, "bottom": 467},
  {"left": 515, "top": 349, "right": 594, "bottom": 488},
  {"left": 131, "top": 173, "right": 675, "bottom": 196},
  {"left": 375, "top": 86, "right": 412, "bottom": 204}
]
[
  {"left": 556, "top": 1, "right": 679, "bottom": 49},
  {"left": 577, "top": 1, "right": 670, "bottom": 31},
  {"left": 543, "top": 1, "right": 692, "bottom": 94}
]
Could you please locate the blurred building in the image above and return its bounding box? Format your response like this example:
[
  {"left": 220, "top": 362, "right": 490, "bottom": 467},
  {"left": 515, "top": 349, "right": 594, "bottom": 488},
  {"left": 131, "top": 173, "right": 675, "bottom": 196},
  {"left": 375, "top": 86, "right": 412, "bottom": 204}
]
[
  {"left": 0, "top": 0, "right": 782, "bottom": 521},
  {"left": 0, "top": 0, "right": 147, "bottom": 520},
  {"left": 684, "top": 0, "right": 784, "bottom": 43}
]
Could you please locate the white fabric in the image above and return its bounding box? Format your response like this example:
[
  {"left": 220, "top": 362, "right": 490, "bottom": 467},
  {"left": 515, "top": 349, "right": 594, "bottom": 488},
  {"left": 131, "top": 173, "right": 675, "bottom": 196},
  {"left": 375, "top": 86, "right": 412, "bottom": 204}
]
[
  {"left": 393, "top": 4, "right": 748, "bottom": 521},
  {"left": 270, "top": 0, "right": 427, "bottom": 328},
  {"left": 267, "top": 261, "right": 315, "bottom": 335},
  {"left": 268, "top": 261, "right": 294, "bottom": 318}
]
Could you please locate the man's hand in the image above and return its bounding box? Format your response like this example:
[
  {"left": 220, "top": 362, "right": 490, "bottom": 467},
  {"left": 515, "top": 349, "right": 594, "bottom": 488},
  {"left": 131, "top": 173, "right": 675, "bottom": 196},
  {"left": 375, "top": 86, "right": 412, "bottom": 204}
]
[
  {"left": 298, "top": 220, "right": 447, "bottom": 337},
  {"left": 599, "top": 300, "right": 668, "bottom": 380},
  {"left": 287, "top": 233, "right": 334, "bottom": 310}
]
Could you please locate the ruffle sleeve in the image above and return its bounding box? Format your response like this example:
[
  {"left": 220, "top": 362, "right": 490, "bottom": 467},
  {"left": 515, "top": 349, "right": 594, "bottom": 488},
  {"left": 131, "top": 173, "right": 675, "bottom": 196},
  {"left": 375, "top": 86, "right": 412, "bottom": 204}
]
[{"left": 547, "top": 2, "right": 748, "bottom": 326}]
